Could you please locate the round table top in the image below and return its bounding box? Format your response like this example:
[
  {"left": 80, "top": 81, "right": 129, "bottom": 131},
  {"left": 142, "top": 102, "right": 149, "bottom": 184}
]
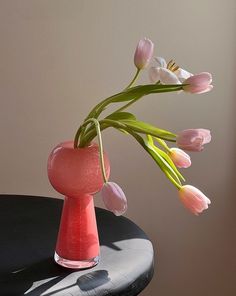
[{"left": 0, "top": 195, "right": 154, "bottom": 296}]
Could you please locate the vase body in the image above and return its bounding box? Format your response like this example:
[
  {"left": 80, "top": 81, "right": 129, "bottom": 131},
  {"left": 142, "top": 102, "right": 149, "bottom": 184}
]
[{"left": 47, "top": 141, "right": 110, "bottom": 269}]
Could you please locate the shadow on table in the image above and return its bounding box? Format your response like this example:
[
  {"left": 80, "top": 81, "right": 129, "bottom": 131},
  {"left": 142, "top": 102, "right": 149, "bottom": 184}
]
[
  {"left": 97, "top": 207, "right": 148, "bottom": 251},
  {"left": 0, "top": 259, "right": 110, "bottom": 296}
]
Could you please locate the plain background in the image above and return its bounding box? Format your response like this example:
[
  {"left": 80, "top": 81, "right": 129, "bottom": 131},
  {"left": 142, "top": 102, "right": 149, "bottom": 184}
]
[{"left": 0, "top": 1, "right": 236, "bottom": 295}]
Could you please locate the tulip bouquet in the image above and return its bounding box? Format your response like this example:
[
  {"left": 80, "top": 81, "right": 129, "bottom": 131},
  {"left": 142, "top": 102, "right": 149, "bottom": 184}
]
[{"left": 74, "top": 38, "right": 213, "bottom": 216}]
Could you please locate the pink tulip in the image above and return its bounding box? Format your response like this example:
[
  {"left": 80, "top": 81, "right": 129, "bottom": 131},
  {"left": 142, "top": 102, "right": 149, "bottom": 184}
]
[
  {"left": 183, "top": 72, "right": 213, "bottom": 94},
  {"left": 169, "top": 148, "right": 191, "bottom": 168},
  {"left": 134, "top": 38, "right": 154, "bottom": 70},
  {"left": 101, "top": 182, "right": 127, "bottom": 216},
  {"left": 179, "top": 185, "right": 211, "bottom": 215},
  {"left": 176, "top": 129, "right": 211, "bottom": 151}
]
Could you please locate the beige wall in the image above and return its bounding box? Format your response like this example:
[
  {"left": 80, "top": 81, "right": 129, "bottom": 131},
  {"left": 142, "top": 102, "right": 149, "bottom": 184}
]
[{"left": 0, "top": 1, "right": 236, "bottom": 295}]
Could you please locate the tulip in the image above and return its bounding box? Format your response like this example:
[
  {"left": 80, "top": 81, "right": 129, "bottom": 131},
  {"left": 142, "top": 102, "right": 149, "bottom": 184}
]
[
  {"left": 183, "top": 72, "right": 213, "bottom": 94},
  {"left": 149, "top": 56, "right": 192, "bottom": 84},
  {"left": 169, "top": 148, "right": 191, "bottom": 168},
  {"left": 178, "top": 185, "right": 211, "bottom": 215},
  {"left": 134, "top": 38, "right": 154, "bottom": 70},
  {"left": 101, "top": 182, "right": 127, "bottom": 216},
  {"left": 176, "top": 129, "right": 211, "bottom": 152}
]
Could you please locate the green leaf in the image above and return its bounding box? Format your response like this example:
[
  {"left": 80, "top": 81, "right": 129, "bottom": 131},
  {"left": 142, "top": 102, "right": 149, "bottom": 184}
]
[
  {"left": 129, "top": 131, "right": 182, "bottom": 187},
  {"left": 98, "top": 119, "right": 182, "bottom": 188},
  {"left": 106, "top": 112, "right": 136, "bottom": 121},
  {"left": 86, "top": 84, "right": 184, "bottom": 120},
  {"left": 153, "top": 144, "right": 185, "bottom": 182},
  {"left": 111, "top": 84, "right": 183, "bottom": 103},
  {"left": 121, "top": 119, "right": 176, "bottom": 142},
  {"left": 145, "top": 139, "right": 182, "bottom": 185},
  {"left": 111, "top": 92, "right": 141, "bottom": 103},
  {"left": 147, "top": 135, "right": 185, "bottom": 182}
]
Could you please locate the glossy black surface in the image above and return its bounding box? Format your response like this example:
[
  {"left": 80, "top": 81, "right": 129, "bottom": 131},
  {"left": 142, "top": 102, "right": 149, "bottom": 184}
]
[{"left": 0, "top": 195, "right": 154, "bottom": 296}]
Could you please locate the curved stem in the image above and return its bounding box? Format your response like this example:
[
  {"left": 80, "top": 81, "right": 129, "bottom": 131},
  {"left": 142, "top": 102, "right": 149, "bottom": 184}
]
[
  {"left": 125, "top": 69, "right": 141, "bottom": 89},
  {"left": 112, "top": 97, "right": 140, "bottom": 113},
  {"left": 79, "top": 120, "right": 128, "bottom": 147},
  {"left": 91, "top": 119, "right": 107, "bottom": 183},
  {"left": 74, "top": 125, "right": 83, "bottom": 149},
  {"left": 83, "top": 93, "right": 121, "bottom": 122},
  {"left": 74, "top": 118, "right": 107, "bottom": 183},
  {"left": 79, "top": 123, "right": 108, "bottom": 148}
]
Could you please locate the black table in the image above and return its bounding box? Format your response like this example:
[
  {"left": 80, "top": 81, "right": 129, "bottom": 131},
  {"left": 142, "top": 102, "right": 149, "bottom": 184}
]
[{"left": 0, "top": 195, "right": 154, "bottom": 296}]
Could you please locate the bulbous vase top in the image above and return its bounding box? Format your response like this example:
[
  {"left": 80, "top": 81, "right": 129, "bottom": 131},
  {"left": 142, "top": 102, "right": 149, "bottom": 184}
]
[{"left": 47, "top": 141, "right": 110, "bottom": 197}]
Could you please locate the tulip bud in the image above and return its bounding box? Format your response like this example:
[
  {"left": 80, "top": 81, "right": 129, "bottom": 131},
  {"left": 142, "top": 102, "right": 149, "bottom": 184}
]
[
  {"left": 169, "top": 148, "right": 191, "bottom": 168},
  {"left": 183, "top": 72, "right": 213, "bottom": 94},
  {"left": 176, "top": 129, "right": 211, "bottom": 152},
  {"left": 179, "top": 185, "right": 211, "bottom": 215},
  {"left": 101, "top": 182, "right": 127, "bottom": 216},
  {"left": 134, "top": 38, "right": 154, "bottom": 70}
]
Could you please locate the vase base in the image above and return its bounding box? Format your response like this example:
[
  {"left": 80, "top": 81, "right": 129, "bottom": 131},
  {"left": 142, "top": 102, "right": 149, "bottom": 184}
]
[{"left": 54, "top": 252, "right": 99, "bottom": 269}]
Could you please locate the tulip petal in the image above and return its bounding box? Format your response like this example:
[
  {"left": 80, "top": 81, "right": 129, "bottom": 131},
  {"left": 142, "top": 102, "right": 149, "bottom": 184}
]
[
  {"left": 185, "top": 72, "right": 212, "bottom": 85},
  {"left": 192, "top": 85, "right": 213, "bottom": 94},
  {"left": 176, "top": 129, "right": 211, "bottom": 151},
  {"left": 134, "top": 38, "right": 154, "bottom": 69},
  {"left": 101, "top": 182, "right": 127, "bottom": 216},
  {"left": 169, "top": 148, "right": 191, "bottom": 168},
  {"left": 198, "top": 129, "right": 211, "bottom": 144},
  {"left": 159, "top": 68, "right": 181, "bottom": 84},
  {"left": 149, "top": 67, "right": 161, "bottom": 83},
  {"left": 154, "top": 56, "right": 167, "bottom": 68},
  {"left": 183, "top": 72, "right": 213, "bottom": 94},
  {"left": 179, "top": 185, "right": 211, "bottom": 215},
  {"left": 175, "top": 68, "right": 193, "bottom": 80}
]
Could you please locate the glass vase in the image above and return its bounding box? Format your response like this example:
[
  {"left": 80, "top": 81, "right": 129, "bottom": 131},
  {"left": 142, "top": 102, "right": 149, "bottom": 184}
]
[{"left": 47, "top": 141, "right": 110, "bottom": 269}]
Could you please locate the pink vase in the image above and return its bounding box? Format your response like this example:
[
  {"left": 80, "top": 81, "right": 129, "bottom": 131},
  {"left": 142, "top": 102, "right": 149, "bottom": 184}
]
[{"left": 47, "top": 141, "right": 110, "bottom": 269}]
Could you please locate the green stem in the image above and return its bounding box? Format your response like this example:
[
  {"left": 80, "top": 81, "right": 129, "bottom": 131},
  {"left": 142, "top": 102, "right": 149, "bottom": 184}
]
[
  {"left": 82, "top": 94, "right": 118, "bottom": 122},
  {"left": 155, "top": 137, "right": 171, "bottom": 152},
  {"left": 82, "top": 84, "right": 184, "bottom": 123},
  {"left": 82, "top": 69, "right": 140, "bottom": 122},
  {"left": 104, "top": 80, "right": 157, "bottom": 116},
  {"left": 112, "top": 96, "right": 140, "bottom": 113},
  {"left": 75, "top": 118, "right": 107, "bottom": 183},
  {"left": 74, "top": 125, "right": 83, "bottom": 148},
  {"left": 125, "top": 68, "right": 141, "bottom": 89},
  {"left": 79, "top": 122, "right": 108, "bottom": 148},
  {"left": 99, "top": 121, "right": 182, "bottom": 190},
  {"left": 80, "top": 120, "right": 127, "bottom": 147},
  {"left": 165, "top": 172, "right": 182, "bottom": 190},
  {"left": 92, "top": 119, "right": 107, "bottom": 183}
]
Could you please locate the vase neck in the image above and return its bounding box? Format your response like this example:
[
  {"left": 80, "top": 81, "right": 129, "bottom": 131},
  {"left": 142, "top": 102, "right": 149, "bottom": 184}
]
[
  {"left": 56, "top": 193, "right": 99, "bottom": 261},
  {"left": 64, "top": 194, "right": 94, "bottom": 212},
  {"left": 65, "top": 193, "right": 92, "bottom": 200}
]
